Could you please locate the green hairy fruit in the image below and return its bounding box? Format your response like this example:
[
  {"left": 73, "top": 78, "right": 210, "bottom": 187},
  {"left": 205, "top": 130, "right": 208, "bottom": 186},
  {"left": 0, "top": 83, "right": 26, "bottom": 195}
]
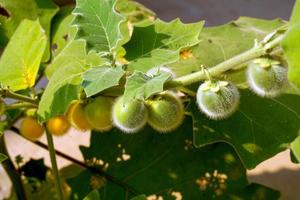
[
  {"left": 196, "top": 80, "right": 240, "bottom": 120},
  {"left": 112, "top": 96, "right": 148, "bottom": 133},
  {"left": 247, "top": 58, "right": 288, "bottom": 98},
  {"left": 146, "top": 91, "right": 185, "bottom": 133}
]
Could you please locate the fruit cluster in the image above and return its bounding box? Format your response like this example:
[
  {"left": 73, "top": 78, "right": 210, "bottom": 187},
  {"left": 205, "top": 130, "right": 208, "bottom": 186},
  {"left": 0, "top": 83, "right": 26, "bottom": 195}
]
[
  {"left": 70, "top": 90, "right": 185, "bottom": 134},
  {"left": 14, "top": 57, "right": 288, "bottom": 139},
  {"left": 197, "top": 58, "right": 288, "bottom": 119}
]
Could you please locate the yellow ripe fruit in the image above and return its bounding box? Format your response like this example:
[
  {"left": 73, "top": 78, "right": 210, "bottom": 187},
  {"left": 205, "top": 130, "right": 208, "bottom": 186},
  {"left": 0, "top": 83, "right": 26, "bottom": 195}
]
[
  {"left": 20, "top": 117, "right": 44, "bottom": 141},
  {"left": 46, "top": 116, "right": 71, "bottom": 136},
  {"left": 67, "top": 101, "right": 92, "bottom": 131},
  {"left": 84, "top": 96, "right": 113, "bottom": 132}
]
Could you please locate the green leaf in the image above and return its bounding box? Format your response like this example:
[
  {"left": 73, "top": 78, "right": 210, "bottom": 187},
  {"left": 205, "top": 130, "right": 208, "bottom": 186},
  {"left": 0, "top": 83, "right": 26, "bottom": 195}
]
[
  {"left": 0, "top": 153, "right": 7, "bottom": 163},
  {"left": 169, "top": 17, "right": 285, "bottom": 85},
  {"left": 0, "top": 19, "right": 46, "bottom": 91},
  {"left": 282, "top": 0, "right": 300, "bottom": 89},
  {"left": 51, "top": 6, "right": 78, "bottom": 58},
  {"left": 46, "top": 40, "right": 87, "bottom": 78},
  {"left": 123, "top": 71, "right": 170, "bottom": 103},
  {"left": 73, "top": 0, "right": 125, "bottom": 54},
  {"left": 67, "top": 117, "right": 278, "bottom": 199},
  {"left": 190, "top": 90, "right": 300, "bottom": 169},
  {"left": 291, "top": 135, "right": 300, "bottom": 163},
  {"left": 0, "top": 0, "right": 59, "bottom": 61},
  {"left": 84, "top": 190, "right": 101, "bottom": 200},
  {"left": 38, "top": 40, "right": 88, "bottom": 122},
  {"left": 124, "top": 19, "right": 204, "bottom": 72},
  {"left": 82, "top": 66, "right": 125, "bottom": 97},
  {"left": 130, "top": 195, "right": 147, "bottom": 200}
]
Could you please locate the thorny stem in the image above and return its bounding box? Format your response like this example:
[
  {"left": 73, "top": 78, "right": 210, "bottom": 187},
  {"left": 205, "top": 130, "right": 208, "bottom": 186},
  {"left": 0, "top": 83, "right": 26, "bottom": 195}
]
[
  {"left": 166, "top": 34, "right": 284, "bottom": 87},
  {"left": 44, "top": 125, "right": 64, "bottom": 200}
]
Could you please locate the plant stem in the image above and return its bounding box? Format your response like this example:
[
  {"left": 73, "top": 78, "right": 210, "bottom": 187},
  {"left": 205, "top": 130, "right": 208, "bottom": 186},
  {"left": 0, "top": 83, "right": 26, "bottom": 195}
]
[
  {"left": 44, "top": 126, "right": 64, "bottom": 200},
  {"left": 0, "top": 136, "right": 28, "bottom": 200},
  {"left": 168, "top": 34, "right": 284, "bottom": 87},
  {"left": 0, "top": 89, "right": 38, "bottom": 105}
]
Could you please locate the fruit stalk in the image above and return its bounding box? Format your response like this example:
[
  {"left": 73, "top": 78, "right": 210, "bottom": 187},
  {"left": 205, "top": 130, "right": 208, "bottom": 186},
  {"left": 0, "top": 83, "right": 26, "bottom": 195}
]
[
  {"left": 44, "top": 125, "right": 64, "bottom": 200},
  {"left": 169, "top": 34, "right": 284, "bottom": 86}
]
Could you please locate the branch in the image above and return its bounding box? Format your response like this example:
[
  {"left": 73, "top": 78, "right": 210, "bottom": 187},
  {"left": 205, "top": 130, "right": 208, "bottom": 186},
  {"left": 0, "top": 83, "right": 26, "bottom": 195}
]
[
  {"left": 0, "top": 88, "right": 38, "bottom": 105},
  {"left": 167, "top": 33, "right": 285, "bottom": 87},
  {"left": 6, "top": 102, "right": 38, "bottom": 110}
]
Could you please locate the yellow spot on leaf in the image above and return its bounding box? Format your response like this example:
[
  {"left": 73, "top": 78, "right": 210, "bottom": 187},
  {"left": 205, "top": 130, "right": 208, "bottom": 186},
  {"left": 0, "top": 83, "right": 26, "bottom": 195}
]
[
  {"left": 180, "top": 49, "right": 193, "bottom": 60},
  {"left": 242, "top": 143, "right": 263, "bottom": 154}
]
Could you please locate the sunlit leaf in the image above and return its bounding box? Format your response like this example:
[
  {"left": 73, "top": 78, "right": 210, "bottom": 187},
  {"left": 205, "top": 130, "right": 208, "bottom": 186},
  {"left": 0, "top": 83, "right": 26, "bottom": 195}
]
[
  {"left": 0, "top": 19, "right": 46, "bottom": 91},
  {"left": 38, "top": 40, "right": 88, "bottom": 122},
  {"left": 0, "top": 0, "right": 59, "bottom": 61}
]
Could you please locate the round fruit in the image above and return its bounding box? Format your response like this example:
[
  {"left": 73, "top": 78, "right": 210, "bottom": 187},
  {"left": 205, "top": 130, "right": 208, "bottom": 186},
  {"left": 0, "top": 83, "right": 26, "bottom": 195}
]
[
  {"left": 46, "top": 115, "right": 71, "bottom": 136},
  {"left": 146, "top": 91, "right": 184, "bottom": 133},
  {"left": 20, "top": 117, "right": 44, "bottom": 141},
  {"left": 84, "top": 96, "right": 113, "bottom": 132},
  {"left": 196, "top": 80, "right": 240, "bottom": 120},
  {"left": 247, "top": 58, "right": 288, "bottom": 97},
  {"left": 67, "top": 101, "right": 92, "bottom": 131},
  {"left": 112, "top": 96, "right": 148, "bottom": 133},
  {"left": 146, "top": 66, "right": 176, "bottom": 79}
]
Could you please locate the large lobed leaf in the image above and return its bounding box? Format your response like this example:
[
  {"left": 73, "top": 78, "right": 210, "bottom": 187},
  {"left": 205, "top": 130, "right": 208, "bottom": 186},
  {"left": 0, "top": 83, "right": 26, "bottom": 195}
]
[
  {"left": 282, "top": 0, "right": 300, "bottom": 89},
  {"left": 67, "top": 117, "right": 279, "bottom": 199},
  {"left": 124, "top": 19, "right": 204, "bottom": 72},
  {"left": 190, "top": 90, "right": 300, "bottom": 169},
  {"left": 0, "top": 19, "right": 46, "bottom": 91},
  {"left": 0, "top": 0, "right": 59, "bottom": 61},
  {"left": 72, "top": 0, "right": 125, "bottom": 54}
]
